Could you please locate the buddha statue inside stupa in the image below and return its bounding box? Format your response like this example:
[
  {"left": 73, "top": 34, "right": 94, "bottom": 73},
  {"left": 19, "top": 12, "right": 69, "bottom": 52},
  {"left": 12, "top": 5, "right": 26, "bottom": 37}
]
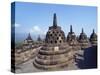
[
  {"left": 90, "top": 29, "right": 97, "bottom": 46},
  {"left": 78, "top": 28, "right": 90, "bottom": 49},
  {"left": 33, "top": 13, "right": 74, "bottom": 70},
  {"left": 22, "top": 33, "right": 34, "bottom": 50},
  {"left": 67, "top": 25, "right": 81, "bottom": 51}
]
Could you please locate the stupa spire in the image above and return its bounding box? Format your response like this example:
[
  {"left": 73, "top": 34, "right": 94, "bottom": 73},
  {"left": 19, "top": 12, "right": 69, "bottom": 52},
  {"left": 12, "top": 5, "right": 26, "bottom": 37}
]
[
  {"left": 93, "top": 29, "right": 95, "bottom": 34},
  {"left": 82, "top": 28, "right": 84, "bottom": 34},
  {"left": 27, "top": 33, "right": 32, "bottom": 40},
  {"left": 37, "top": 35, "right": 41, "bottom": 41},
  {"left": 53, "top": 13, "right": 57, "bottom": 27},
  {"left": 70, "top": 25, "right": 73, "bottom": 33}
]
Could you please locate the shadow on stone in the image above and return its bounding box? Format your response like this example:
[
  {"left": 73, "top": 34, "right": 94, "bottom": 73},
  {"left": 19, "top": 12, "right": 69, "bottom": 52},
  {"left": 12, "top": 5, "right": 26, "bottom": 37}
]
[{"left": 75, "top": 46, "right": 97, "bottom": 69}]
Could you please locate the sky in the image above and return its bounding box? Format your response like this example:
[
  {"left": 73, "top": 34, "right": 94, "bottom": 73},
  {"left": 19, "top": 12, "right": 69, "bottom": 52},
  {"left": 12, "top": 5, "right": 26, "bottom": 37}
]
[{"left": 12, "top": 2, "right": 97, "bottom": 41}]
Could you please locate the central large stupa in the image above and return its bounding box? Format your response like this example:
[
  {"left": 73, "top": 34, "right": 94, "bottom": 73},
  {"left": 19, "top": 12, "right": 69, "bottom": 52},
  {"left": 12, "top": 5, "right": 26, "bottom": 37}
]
[{"left": 33, "top": 13, "right": 74, "bottom": 70}]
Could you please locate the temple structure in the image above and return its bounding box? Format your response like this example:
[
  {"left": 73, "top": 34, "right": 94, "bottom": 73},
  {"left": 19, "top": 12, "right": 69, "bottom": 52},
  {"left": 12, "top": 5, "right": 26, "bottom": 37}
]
[
  {"left": 78, "top": 28, "right": 90, "bottom": 49},
  {"left": 67, "top": 25, "right": 81, "bottom": 51},
  {"left": 37, "top": 35, "right": 42, "bottom": 42},
  {"left": 15, "top": 33, "right": 39, "bottom": 65},
  {"left": 33, "top": 13, "right": 74, "bottom": 70},
  {"left": 90, "top": 29, "right": 97, "bottom": 46},
  {"left": 22, "top": 33, "right": 34, "bottom": 51},
  {"left": 36, "top": 35, "right": 43, "bottom": 47},
  {"left": 14, "top": 13, "right": 97, "bottom": 72}
]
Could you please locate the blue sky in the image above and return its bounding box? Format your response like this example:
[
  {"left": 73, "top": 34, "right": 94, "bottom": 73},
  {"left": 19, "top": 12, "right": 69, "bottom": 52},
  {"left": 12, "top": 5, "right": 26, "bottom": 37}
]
[{"left": 12, "top": 2, "right": 97, "bottom": 41}]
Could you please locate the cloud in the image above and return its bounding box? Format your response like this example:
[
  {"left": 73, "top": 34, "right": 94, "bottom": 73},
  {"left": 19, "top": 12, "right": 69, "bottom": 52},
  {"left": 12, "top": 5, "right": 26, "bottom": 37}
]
[
  {"left": 30, "top": 25, "right": 47, "bottom": 35},
  {"left": 30, "top": 26, "right": 41, "bottom": 33},
  {"left": 13, "top": 23, "right": 21, "bottom": 27}
]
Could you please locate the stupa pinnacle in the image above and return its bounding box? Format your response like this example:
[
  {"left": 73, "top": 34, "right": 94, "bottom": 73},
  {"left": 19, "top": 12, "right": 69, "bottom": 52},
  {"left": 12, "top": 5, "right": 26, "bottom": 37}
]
[{"left": 53, "top": 13, "right": 57, "bottom": 28}]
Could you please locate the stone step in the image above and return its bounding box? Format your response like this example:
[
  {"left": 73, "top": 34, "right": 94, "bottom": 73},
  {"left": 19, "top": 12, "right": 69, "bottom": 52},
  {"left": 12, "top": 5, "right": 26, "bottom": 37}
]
[
  {"left": 39, "top": 49, "right": 71, "bottom": 55},
  {"left": 33, "top": 59, "right": 74, "bottom": 70},
  {"left": 37, "top": 53, "right": 69, "bottom": 59},
  {"left": 35, "top": 56, "right": 73, "bottom": 65}
]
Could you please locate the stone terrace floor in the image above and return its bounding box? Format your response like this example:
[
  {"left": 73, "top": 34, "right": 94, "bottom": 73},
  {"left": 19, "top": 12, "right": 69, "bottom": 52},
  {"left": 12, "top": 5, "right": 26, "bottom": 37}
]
[{"left": 15, "top": 46, "right": 97, "bottom": 73}]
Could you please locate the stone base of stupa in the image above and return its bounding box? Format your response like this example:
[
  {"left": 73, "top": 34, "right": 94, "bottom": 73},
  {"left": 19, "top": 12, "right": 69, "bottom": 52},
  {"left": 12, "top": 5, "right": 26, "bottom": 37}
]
[
  {"left": 90, "top": 41, "right": 97, "bottom": 46},
  {"left": 68, "top": 41, "right": 81, "bottom": 51},
  {"left": 78, "top": 39, "right": 90, "bottom": 49},
  {"left": 33, "top": 43, "right": 74, "bottom": 70},
  {"left": 80, "top": 43, "right": 90, "bottom": 49}
]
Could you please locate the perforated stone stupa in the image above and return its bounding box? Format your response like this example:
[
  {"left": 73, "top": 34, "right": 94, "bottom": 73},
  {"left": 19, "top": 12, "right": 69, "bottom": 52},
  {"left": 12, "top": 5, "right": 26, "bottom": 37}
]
[
  {"left": 22, "top": 33, "right": 34, "bottom": 51},
  {"left": 67, "top": 25, "right": 81, "bottom": 51},
  {"left": 90, "top": 29, "right": 97, "bottom": 46},
  {"left": 33, "top": 13, "right": 74, "bottom": 70},
  {"left": 78, "top": 28, "right": 90, "bottom": 49}
]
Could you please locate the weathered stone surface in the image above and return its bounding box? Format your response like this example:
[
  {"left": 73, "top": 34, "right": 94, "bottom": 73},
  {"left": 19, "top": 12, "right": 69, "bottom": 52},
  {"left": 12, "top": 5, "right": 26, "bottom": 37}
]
[
  {"left": 22, "top": 33, "right": 34, "bottom": 50},
  {"left": 33, "top": 13, "right": 74, "bottom": 70},
  {"left": 15, "top": 47, "right": 40, "bottom": 65},
  {"left": 67, "top": 25, "right": 81, "bottom": 51},
  {"left": 78, "top": 28, "right": 90, "bottom": 49},
  {"left": 90, "top": 29, "right": 97, "bottom": 46},
  {"left": 14, "top": 33, "right": 43, "bottom": 66},
  {"left": 14, "top": 14, "right": 97, "bottom": 72}
]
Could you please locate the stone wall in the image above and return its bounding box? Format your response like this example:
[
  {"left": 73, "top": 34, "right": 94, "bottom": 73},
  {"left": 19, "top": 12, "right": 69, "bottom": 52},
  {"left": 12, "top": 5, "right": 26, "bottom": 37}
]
[{"left": 15, "top": 47, "right": 41, "bottom": 65}]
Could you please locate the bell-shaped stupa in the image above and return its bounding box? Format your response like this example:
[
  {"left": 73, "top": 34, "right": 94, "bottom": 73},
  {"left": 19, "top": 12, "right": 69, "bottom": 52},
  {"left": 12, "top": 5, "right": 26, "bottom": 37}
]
[
  {"left": 33, "top": 13, "right": 74, "bottom": 70},
  {"left": 90, "top": 29, "right": 97, "bottom": 46},
  {"left": 78, "top": 28, "right": 90, "bottom": 49},
  {"left": 22, "top": 33, "right": 34, "bottom": 50},
  {"left": 67, "top": 25, "right": 81, "bottom": 51}
]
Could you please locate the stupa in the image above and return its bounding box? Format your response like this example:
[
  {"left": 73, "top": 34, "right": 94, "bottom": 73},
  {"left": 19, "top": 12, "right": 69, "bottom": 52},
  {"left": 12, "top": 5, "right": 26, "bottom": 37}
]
[
  {"left": 90, "top": 29, "right": 97, "bottom": 46},
  {"left": 37, "top": 35, "right": 42, "bottom": 42},
  {"left": 22, "top": 33, "right": 34, "bottom": 50},
  {"left": 33, "top": 13, "right": 74, "bottom": 70},
  {"left": 36, "top": 35, "right": 43, "bottom": 47},
  {"left": 67, "top": 25, "right": 81, "bottom": 51},
  {"left": 78, "top": 28, "right": 90, "bottom": 49}
]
